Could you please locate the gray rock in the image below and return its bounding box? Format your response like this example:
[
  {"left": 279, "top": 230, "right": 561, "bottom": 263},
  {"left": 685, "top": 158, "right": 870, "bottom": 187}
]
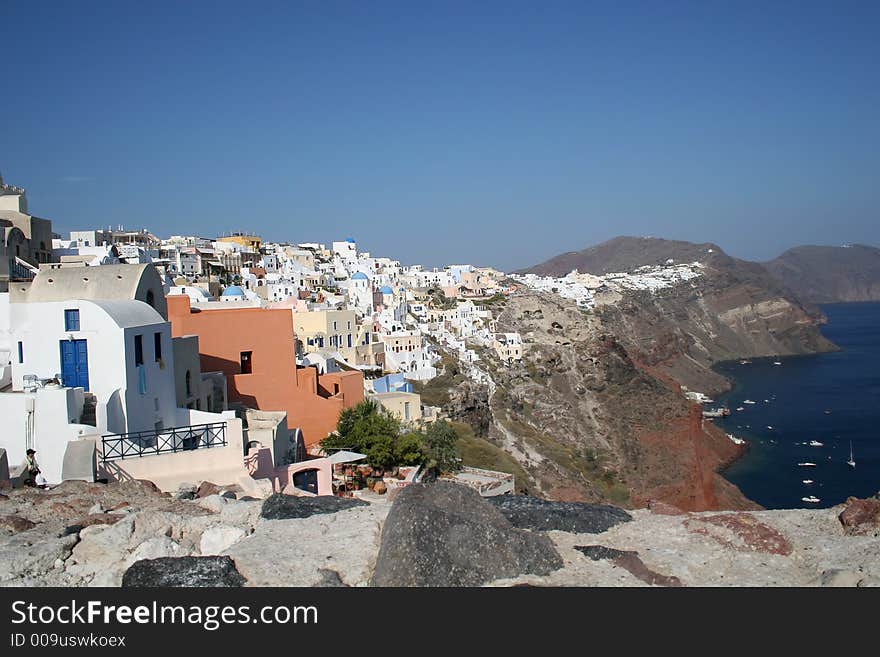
[
  {"left": 125, "top": 537, "right": 186, "bottom": 567},
  {"left": 225, "top": 506, "right": 387, "bottom": 586},
  {"left": 174, "top": 483, "right": 197, "bottom": 500},
  {"left": 260, "top": 494, "right": 368, "bottom": 520},
  {"left": 220, "top": 491, "right": 237, "bottom": 500},
  {"left": 489, "top": 496, "right": 632, "bottom": 533},
  {"left": 315, "top": 569, "right": 348, "bottom": 587},
  {"left": 122, "top": 556, "right": 247, "bottom": 587},
  {"left": 371, "top": 482, "right": 563, "bottom": 586},
  {"left": 0, "top": 533, "right": 79, "bottom": 583},
  {"left": 200, "top": 525, "right": 247, "bottom": 555},
  {"left": 197, "top": 494, "right": 228, "bottom": 513}
]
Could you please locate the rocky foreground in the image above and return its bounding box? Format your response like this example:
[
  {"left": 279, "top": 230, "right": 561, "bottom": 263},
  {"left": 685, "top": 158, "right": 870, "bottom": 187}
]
[{"left": 1, "top": 480, "right": 878, "bottom": 587}]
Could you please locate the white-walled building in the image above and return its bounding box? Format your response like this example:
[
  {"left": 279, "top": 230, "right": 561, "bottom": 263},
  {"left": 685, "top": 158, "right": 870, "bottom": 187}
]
[{"left": 0, "top": 263, "right": 246, "bottom": 487}]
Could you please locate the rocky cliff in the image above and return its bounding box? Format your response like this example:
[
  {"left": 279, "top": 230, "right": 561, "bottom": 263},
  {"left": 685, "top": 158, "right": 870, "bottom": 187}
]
[
  {"left": 425, "top": 237, "right": 839, "bottom": 510},
  {"left": 2, "top": 480, "right": 878, "bottom": 587},
  {"left": 467, "top": 289, "right": 757, "bottom": 510},
  {"left": 524, "top": 236, "right": 836, "bottom": 393},
  {"left": 764, "top": 244, "right": 880, "bottom": 303}
]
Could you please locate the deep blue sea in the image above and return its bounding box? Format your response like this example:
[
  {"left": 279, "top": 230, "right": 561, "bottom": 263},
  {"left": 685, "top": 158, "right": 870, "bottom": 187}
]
[{"left": 715, "top": 302, "right": 880, "bottom": 509}]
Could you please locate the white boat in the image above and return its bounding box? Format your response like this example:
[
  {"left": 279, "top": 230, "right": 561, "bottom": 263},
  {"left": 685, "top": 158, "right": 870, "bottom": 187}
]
[
  {"left": 802, "top": 496, "right": 820, "bottom": 503},
  {"left": 809, "top": 440, "right": 824, "bottom": 447},
  {"left": 773, "top": 361, "right": 782, "bottom": 366},
  {"left": 736, "top": 407, "right": 745, "bottom": 411},
  {"left": 767, "top": 425, "right": 774, "bottom": 430},
  {"left": 743, "top": 400, "right": 756, "bottom": 404},
  {"left": 798, "top": 462, "right": 817, "bottom": 467},
  {"left": 802, "top": 479, "right": 814, "bottom": 484},
  {"left": 847, "top": 441, "right": 856, "bottom": 468}
]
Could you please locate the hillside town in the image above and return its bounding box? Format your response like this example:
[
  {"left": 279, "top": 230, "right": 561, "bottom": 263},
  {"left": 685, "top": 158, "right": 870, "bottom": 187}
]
[
  {"left": 0, "top": 173, "right": 528, "bottom": 500},
  {"left": 1, "top": 172, "right": 718, "bottom": 503}
]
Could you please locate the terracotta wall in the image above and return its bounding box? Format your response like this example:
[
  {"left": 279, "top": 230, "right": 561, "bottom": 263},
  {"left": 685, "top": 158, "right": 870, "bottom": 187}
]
[{"left": 167, "top": 295, "right": 363, "bottom": 447}]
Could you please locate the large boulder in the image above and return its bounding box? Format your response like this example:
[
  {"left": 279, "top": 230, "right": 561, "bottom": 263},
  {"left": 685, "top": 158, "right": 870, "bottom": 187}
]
[
  {"left": 371, "top": 482, "right": 563, "bottom": 586},
  {"left": 839, "top": 497, "right": 880, "bottom": 535},
  {"left": 260, "top": 494, "right": 368, "bottom": 520},
  {"left": 122, "top": 556, "right": 246, "bottom": 587},
  {"left": 489, "top": 496, "right": 632, "bottom": 533},
  {"left": 225, "top": 506, "right": 388, "bottom": 586}
]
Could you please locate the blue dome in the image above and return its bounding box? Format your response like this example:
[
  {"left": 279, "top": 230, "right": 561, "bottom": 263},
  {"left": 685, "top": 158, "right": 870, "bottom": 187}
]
[
  {"left": 379, "top": 285, "right": 394, "bottom": 294},
  {"left": 345, "top": 237, "right": 356, "bottom": 243},
  {"left": 221, "top": 285, "right": 245, "bottom": 296},
  {"left": 351, "top": 272, "right": 368, "bottom": 280}
]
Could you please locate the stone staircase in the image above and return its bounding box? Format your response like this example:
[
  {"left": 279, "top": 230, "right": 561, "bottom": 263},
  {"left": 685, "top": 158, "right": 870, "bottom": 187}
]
[{"left": 81, "top": 393, "right": 97, "bottom": 426}]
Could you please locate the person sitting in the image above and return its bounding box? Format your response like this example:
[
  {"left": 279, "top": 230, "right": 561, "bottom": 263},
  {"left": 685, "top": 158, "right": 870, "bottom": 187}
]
[{"left": 22, "top": 449, "right": 43, "bottom": 488}]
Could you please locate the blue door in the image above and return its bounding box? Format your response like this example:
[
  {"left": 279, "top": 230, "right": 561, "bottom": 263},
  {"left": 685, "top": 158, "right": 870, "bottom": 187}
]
[{"left": 60, "top": 339, "right": 90, "bottom": 391}]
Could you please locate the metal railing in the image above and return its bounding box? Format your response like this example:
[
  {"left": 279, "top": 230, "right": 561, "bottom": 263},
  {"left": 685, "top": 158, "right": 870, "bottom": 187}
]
[{"left": 101, "top": 422, "right": 227, "bottom": 461}]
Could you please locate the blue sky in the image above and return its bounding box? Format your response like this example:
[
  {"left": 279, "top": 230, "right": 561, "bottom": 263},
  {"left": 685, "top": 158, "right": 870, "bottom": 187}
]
[{"left": 2, "top": 1, "right": 878, "bottom": 270}]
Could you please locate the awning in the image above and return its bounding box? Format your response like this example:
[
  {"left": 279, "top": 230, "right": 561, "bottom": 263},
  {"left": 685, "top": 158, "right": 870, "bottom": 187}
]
[{"left": 327, "top": 450, "right": 367, "bottom": 465}]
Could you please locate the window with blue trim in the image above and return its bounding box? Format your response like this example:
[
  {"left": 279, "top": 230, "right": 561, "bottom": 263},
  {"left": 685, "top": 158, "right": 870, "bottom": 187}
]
[
  {"left": 64, "top": 309, "right": 80, "bottom": 331},
  {"left": 18, "top": 341, "right": 23, "bottom": 364}
]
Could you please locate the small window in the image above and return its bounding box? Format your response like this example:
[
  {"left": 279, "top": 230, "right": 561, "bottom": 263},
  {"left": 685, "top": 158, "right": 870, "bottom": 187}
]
[
  {"left": 154, "top": 332, "right": 162, "bottom": 361},
  {"left": 64, "top": 309, "right": 80, "bottom": 331},
  {"left": 17, "top": 341, "right": 23, "bottom": 364},
  {"left": 135, "top": 335, "right": 144, "bottom": 366},
  {"left": 240, "top": 351, "right": 253, "bottom": 374},
  {"left": 185, "top": 370, "right": 192, "bottom": 396},
  {"left": 145, "top": 290, "right": 155, "bottom": 308}
]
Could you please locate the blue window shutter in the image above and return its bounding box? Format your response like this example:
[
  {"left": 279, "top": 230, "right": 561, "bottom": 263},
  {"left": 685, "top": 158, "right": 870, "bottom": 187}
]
[{"left": 64, "top": 309, "right": 80, "bottom": 331}]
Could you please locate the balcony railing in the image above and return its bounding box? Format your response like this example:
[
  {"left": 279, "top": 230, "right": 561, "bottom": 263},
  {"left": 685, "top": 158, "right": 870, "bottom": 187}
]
[{"left": 101, "top": 422, "right": 227, "bottom": 461}]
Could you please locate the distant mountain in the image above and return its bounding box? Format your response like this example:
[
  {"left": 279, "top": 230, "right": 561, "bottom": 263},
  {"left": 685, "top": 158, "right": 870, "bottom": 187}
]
[
  {"left": 521, "top": 236, "right": 835, "bottom": 393},
  {"left": 521, "top": 236, "right": 724, "bottom": 277},
  {"left": 522, "top": 235, "right": 799, "bottom": 301},
  {"left": 763, "top": 244, "right": 880, "bottom": 304}
]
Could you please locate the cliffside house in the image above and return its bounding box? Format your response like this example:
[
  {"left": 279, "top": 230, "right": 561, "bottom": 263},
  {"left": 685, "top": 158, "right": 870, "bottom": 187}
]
[
  {"left": 0, "top": 174, "right": 54, "bottom": 292},
  {"left": 167, "top": 294, "right": 364, "bottom": 450},
  {"left": 0, "top": 264, "right": 260, "bottom": 492},
  {"left": 493, "top": 332, "right": 524, "bottom": 362}
]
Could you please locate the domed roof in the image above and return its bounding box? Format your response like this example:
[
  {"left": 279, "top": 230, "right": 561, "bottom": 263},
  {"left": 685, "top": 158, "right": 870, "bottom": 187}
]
[
  {"left": 345, "top": 237, "right": 356, "bottom": 243},
  {"left": 379, "top": 285, "right": 394, "bottom": 294},
  {"left": 351, "top": 272, "right": 368, "bottom": 280},
  {"left": 221, "top": 285, "right": 245, "bottom": 296}
]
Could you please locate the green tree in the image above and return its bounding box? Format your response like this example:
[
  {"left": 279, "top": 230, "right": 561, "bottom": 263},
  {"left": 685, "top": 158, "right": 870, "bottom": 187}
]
[
  {"left": 423, "top": 420, "right": 461, "bottom": 475},
  {"left": 321, "top": 400, "right": 413, "bottom": 469},
  {"left": 394, "top": 432, "right": 426, "bottom": 466}
]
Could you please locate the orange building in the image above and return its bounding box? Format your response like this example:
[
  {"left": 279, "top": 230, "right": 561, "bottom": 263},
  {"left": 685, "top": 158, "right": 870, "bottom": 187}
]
[{"left": 166, "top": 295, "right": 363, "bottom": 448}]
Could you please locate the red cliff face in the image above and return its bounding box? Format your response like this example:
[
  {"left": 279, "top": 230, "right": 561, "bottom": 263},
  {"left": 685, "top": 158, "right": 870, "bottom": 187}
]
[{"left": 627, "top": 403, "right": 755, "bottom": 511}]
